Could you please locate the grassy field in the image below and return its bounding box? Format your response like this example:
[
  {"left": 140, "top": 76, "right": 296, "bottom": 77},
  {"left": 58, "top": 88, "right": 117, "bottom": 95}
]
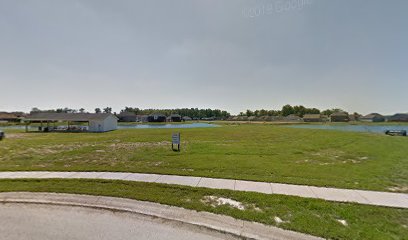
[
  {"left": 1, "top": 179, "right": 407, "bottom": 240},
  {"left": 0, "top": 123, "right": 407, "bottom": 192}
]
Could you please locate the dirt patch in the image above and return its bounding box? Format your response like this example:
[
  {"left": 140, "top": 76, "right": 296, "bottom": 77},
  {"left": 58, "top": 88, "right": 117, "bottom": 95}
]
[
  {"left": 2, "top": 133, "right": 30, "bottom": 139},
  {"left": 201, "top": 196, "right": 246, "bottom": 210},
  {"left": 303, "top": 149, "right": 370, "bottom": 165},
  {"left": 337, "top": 219, "right": 348, "bottom": 226},
  {"left": 108, "top": 141, "right": 170, "bottom": 150},
  {"left": 201, "top": 196, "right": 262, "bottom": 212},
  {"left": 274, "top": 216, "right": 289, "bottom": 224},
  {"left": 388, "top": 186, "right": 408, "bottom": 192}
]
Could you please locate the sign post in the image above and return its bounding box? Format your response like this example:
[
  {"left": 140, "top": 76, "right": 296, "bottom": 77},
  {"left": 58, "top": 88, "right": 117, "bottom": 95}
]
[{"left": 172, "top": 132, "right": 180, "bottom": 152}]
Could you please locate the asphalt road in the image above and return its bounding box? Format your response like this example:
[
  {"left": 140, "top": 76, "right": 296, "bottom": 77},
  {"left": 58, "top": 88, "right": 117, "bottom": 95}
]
[{"left": 0, "top": 203, "right": 237, "bottom": 240}]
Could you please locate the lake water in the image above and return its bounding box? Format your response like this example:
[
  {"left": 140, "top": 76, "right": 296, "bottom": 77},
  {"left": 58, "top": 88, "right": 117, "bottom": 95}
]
[
  {"left": 118, "top": 123, "right": 219, "bottom": 129},
  {"left": 289, "top": 124, "right": 408, "bottom": 134}
]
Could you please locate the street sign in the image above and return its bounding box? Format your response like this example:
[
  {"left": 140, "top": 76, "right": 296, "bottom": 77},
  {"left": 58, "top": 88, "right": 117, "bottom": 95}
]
[
  {"left": 172, "top": 132, "right": 180, "bottom": 151},
  {"left": 172, "top": 132, "right": 180, "bottom": 144}
]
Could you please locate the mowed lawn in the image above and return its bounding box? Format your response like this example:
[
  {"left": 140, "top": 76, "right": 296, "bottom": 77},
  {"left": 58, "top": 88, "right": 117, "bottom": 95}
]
[{"left": 1, "top": 123, "right": 407, "bottom": 192}]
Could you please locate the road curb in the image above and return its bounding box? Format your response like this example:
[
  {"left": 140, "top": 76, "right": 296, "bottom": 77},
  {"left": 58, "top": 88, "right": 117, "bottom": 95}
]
[{"left": 0, "top": 192, "right": 323, "bottom": 240}]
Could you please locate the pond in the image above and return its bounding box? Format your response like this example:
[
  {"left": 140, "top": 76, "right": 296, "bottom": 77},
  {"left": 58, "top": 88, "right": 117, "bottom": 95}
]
[
  {"left": 289, "top": 124, "right": 408, "bottom": 134},
  {"left": 118, "top": 123, "right": 219, "bottom": 129}
]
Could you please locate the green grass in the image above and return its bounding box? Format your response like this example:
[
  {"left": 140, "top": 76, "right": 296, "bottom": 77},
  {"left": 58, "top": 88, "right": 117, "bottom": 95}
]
[
  {"left": 118, "top": 121, "right": 198, "bottom": 125},
  {"left": 0, "top": 179, "right": 406, "bottom": 240},
  {"left": 1, "top": 124, "right": 407, "bottom": 192}
]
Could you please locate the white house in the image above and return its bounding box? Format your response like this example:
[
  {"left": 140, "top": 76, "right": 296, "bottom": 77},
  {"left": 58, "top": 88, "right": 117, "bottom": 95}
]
[{"left": 88, "top": 114, "right": 118, "bottom": 132}]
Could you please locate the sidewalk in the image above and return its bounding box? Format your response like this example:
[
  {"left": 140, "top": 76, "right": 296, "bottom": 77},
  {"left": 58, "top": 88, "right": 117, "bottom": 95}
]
[{"left": 1, "top": 171, "right": 407, "bottom": 209}]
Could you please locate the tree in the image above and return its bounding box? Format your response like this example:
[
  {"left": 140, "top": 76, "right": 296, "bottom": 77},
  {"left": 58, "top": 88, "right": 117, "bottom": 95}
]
[
  {"left": 281, "top": 104, "right": 295, "bottom": 117},
  {"left": 259, "top": 109, "right": 268, "bottom": 116},
  {"left": 103, "top": 107, "right": 112, "bottom": 113},
  {"left": 322, "top": 108, "right": 343, "bottom": 116},
  {"left": 30, "top": 107, "right": 41, "bottom": 113},
  {"left": 79, "top": 108, "right": 85, "bottom": 113},
  {"left": 95, "top": 108, "right": 101, "bottom": 113},
  {"left": 246, "top": 109, "right": 254, "bottom": 117}
]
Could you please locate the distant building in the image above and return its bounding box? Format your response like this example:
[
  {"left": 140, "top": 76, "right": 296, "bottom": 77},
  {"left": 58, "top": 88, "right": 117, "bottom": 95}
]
[
  {"left": 303, "top": 114, "right": 322, "bottom": 122},
  {"left": 136, "top": 115, "right": 149, "bottom": 122},
  {"left": 201, "top": 117, "right": 215, "bottom": 121},
  {"left": 330, "top": 112, "right": 349, "bottom": 122},
  {"left": 0, "top": 112, "right": 21, "bottom": 122},
  {"left": 388, "top": 113, "right": 408, "bottom": 122},
  {"left": 284, "top": 114, "right": 303, "bottom": 122},
  {"left": 117, "top": 112, "right": 137, "bottom": 122},
  {"left": 182, "top": 116, "right": 192, "bottom": 121},
  {"left": 169, "top": 114, "right": 182, "bottom": 122},
  {"left": 24, "top": 113, "right": 118, "bottom": 132},
  {"left": 360, "top": 113, "right": 385, "bottom": 122},
  {"left": 148, "top": 113, "right": 166, "bottom": 122}
]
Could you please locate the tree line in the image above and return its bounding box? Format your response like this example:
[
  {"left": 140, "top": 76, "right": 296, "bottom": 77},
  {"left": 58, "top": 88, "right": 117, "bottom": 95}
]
[
  {"left": 239, "top": 105, "right": 346, "bottom": 118},
  {"left": 29, "top": 105, "right": 349, "bottom": 118},
  {"left": 121, "top": 107, "right": 231, "bottom": 119},
  {"left": 30, "top": 107, "right": 113, "bottom": 114},
  {"left": 30, "top": 107, "right": 231, "bottom": 119}
]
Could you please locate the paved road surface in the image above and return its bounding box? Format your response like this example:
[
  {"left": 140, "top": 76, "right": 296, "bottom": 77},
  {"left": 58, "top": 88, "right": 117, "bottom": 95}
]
[{"left": 0, "top": 203, "right": 237, "bottom": 240}]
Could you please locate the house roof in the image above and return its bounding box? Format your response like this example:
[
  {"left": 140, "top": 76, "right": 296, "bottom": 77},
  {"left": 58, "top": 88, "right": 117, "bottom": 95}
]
[
  {"left": 0, "top": 113, "right": 19, "bottom": 119},
  {"left": 330, "top": 111, "right": 349, "bottom": 117},
  {"left": 149, "top": 113, "right": 166, "bottom": 117},
  {"left": 284, "top": 114, "right": 302, "bottom": 120},
  {"left": 361, "top": 113, "right": 384, "bottom": 119},
  {"left": 170, "top": 114, "right": 181, "bottom": 117},
  {"left": 303, "top": 114, "right": 321, "bottom": 119},
  {"left": 117, "top": 112, "right": 136, "bottom": 117},
  {"left": 389, "top": 113, "right": 408, "bottom": 120},
  {"left": 25, "top": 113, "right": 117, "bottom": 122}
]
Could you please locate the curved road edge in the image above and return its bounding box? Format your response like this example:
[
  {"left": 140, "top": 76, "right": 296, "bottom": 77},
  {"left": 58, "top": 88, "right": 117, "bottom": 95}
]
[{"left": 0, "top": 192, "right": 322, "bottom": 240}]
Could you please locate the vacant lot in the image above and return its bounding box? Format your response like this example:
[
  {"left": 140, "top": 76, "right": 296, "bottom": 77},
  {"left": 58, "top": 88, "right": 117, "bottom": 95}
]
[{"left": 1, "top": 123, "right": 407, "bottom": 192}]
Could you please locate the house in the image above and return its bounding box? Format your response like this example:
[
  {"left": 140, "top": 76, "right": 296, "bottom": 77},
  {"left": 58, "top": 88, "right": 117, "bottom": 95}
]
[
  {"left": 330, "top": 112, "right": 349, "bottom": 122},
  {"left": 283, "top": 114, "right": 303, "bottom": 122},
  {"left": 0, "top": 112, "right": 21, "bottom": 123},
  {"left": 182, "top": 116, "right": 192, "bottom": 121},
  {"left": 136, "top": 115, "right": 149, "bottom": 122},
  {"left": 201, "top": 117, "right": 216, "bottom": 121},
  {"left": 303, "top": 114, "right": 322, "bottom": 122},
  {"left": 169, "top": 114, "right": 182, "bottom": 122},
  {"left": 360, "top": 113, "right": 385, "bottom": 122},
  {"left": 116, "top": 112, "right": 137, "bottom": 122},
  {"left": 147, "top": 113, "right": 166, "bottom": 122},
  {"left": 388, "top": 113, "right": 408, "bottom": 122},
  {"left": 24, "top": 113, "right": 118, "bottom": 132},
  {"left": 321, "top": 115, "right": 329, "bottom": 122}
]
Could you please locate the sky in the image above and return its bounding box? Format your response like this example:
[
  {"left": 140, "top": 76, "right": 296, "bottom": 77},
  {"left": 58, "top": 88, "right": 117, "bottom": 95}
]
[{"left": 0, "top": 0, "right": 407, "bottom": 115}]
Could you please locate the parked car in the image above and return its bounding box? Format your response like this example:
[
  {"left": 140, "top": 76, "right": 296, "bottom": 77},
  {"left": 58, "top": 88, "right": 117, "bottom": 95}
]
[{"left": 0, "top": 130, "right": 4, "bottom": 140}]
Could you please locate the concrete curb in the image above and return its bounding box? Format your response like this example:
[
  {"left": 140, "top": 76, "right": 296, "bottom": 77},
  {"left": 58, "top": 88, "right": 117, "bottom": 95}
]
[{"left": 0, "top": 192, "right": 323, "bottom": 240}]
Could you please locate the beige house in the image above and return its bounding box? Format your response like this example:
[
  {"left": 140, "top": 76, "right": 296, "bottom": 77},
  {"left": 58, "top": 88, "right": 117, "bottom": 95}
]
[{"left": 303, "top": 114, "right": 322, "bottom": 122}]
